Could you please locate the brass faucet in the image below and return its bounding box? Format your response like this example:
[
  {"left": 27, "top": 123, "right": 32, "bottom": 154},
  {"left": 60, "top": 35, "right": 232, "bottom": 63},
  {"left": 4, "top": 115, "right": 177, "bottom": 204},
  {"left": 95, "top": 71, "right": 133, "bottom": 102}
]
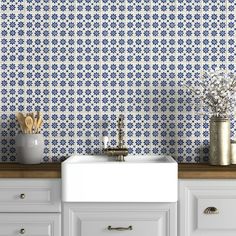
[{"left": 103, "top": 114, "right": 129, "bottom": 161}]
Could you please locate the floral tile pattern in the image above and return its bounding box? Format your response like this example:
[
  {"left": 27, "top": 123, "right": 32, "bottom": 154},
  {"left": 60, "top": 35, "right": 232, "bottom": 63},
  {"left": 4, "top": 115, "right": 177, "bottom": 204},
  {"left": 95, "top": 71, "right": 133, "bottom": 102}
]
[{"left": 0, "top": 0, "right": 235, "bottom": 162}]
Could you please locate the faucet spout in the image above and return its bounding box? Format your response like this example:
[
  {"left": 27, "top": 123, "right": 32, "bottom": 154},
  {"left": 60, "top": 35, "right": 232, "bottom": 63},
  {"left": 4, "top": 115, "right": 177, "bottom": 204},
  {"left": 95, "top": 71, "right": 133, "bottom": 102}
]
[
  {"left": 103, "top": 114, "right": 128, "bottom": 161},
  {"left": 118, "top": 114, "right": 125, "bottom": 148}
]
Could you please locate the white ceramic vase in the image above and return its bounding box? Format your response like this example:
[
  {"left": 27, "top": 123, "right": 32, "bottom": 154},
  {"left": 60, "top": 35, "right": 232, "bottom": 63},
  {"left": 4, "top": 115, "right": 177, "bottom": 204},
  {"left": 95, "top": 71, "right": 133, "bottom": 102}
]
[{"left": 16, "top": 133, "right": 44, "bottom": 164}]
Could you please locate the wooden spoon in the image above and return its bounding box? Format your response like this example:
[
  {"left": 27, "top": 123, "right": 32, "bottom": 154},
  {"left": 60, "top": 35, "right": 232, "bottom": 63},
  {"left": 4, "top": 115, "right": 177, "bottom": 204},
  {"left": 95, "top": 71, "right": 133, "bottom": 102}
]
[
  {"left": 29, "top": 112, "right": 36, "bottom": 133},
  {"left": 16, "top": 112, "right": 27, "bottom": 133},
  {"left": 25, "top": 116, "right": 34, "bottom": 134},
  {"left": 38, "top": 119, "right": 43, "bottom": 133},
  {"left": 36, "top": 112, "right": 43, "bottom": 133}
]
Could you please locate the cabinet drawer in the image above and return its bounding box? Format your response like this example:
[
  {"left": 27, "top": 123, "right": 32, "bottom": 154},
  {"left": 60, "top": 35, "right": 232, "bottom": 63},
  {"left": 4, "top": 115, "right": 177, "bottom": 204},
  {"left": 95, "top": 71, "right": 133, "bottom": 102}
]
[
  {"left": 179, "top": 180, "right": 236, "bottom": 236},
  {"left": 198, "top": 198, "right": 236, "bottom": 229},
  {"left": 0, "top": 213, "right": 60, "bottom": 236},
  {"left": 81, "top": 219, "right": 163, "bottom": 236},
  {"left": 0, "top": 179, "right": 61, "bottom": 212},
  {"left": 64, "top": 203, "right": 177, "bottom": 236}
]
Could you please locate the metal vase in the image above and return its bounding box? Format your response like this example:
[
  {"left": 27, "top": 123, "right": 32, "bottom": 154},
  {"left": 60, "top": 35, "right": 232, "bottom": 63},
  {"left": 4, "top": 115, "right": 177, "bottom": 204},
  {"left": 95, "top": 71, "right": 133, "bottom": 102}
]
[
  {"left": 230, "top": 140, "right": 236, "bottom": 164},
  {"left": 209, "top": 116, "right": 230, "bottom": 165}
]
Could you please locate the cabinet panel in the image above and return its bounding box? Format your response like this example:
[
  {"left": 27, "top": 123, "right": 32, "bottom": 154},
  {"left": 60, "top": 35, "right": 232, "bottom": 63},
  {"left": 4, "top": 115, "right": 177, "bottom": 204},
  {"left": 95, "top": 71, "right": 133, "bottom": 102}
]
[
  {"left": 179, "top": 180, "right": 236, "bottom": 236},
  {"left": 81, "top": 219, "right": 162, "bottom": 236},
  {"left": 0, "top": 179, "right": 61, "bottom": 212},
  {"left": 64, "top": 203, "right": 177, "bottom": 236},
  {"left": 0, "top": 213, "right": 60, "bottom": 236},
  {"left": 198, "top": 198, "right": 236, "bottom": 230}
]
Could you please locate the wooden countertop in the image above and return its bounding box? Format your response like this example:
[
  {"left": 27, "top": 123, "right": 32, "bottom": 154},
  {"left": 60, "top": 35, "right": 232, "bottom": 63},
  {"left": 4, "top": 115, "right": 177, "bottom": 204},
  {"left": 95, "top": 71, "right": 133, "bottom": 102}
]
[
  {"left": 0, "top": 163, "right": 61, "bottom": 178},
  {"left": 178, "top": 163, "right": 236, "bottom": 179},
  {"left": 0, "top": 163, "right": 236, "bottom": 179}
]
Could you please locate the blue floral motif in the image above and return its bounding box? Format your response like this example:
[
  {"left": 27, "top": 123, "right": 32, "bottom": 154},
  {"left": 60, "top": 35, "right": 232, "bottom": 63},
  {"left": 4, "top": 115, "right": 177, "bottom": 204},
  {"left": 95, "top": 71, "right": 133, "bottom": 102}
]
[{"left": 0, "top": 0, "right": 235, "bottom": 162}]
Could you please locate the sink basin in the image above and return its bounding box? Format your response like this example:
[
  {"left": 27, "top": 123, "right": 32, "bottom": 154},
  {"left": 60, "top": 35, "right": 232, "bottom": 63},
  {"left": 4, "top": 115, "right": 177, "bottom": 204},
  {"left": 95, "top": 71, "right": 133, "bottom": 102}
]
[{"left": 62, "top": 155, "right": 177, "bottom": 202}]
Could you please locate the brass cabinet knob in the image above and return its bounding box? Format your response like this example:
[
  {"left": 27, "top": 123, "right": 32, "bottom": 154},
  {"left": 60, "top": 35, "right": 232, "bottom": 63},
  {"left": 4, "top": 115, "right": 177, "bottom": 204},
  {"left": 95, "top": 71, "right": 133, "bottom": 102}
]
[
  {"left": 20, "top": 228, "right": 25, "bottom": 234},
  {"left": 204, "top": 206, "right": 219, "bottom": 214},
  {"left": 20, "top": 193, "right": 25, "bottom": 199}
]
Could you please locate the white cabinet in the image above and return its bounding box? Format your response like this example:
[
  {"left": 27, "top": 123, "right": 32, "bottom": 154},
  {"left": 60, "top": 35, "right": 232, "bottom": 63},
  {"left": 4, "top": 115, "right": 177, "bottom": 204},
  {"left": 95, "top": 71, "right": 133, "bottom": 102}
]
[
  {"left": 63, "top": 203, "right": 177, "bottom": 236},
  {"left": 0, "top": 179, "right": 61, "bottom": 236},
  {"left": 0, "top": 179, "right": 61, "bottom": 212},
  {"left": 179, "top": 180, "right": 236, "bottom": 236},
  {"left": 0, "top": 213, "right": 60, "bottom": 236}
]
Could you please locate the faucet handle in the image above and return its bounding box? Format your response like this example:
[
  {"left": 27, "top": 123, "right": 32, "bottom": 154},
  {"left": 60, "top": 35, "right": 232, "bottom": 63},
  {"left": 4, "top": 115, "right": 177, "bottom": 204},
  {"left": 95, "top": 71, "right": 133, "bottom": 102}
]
[
  {"left": 118, "top": 114, "right": 124, "bottom": 122},
  {"left": 103, "top": 136, "right": 109, "bottom": 149},
  {"left": 118, "top": 114, "right": 125, "bottom": 128}
]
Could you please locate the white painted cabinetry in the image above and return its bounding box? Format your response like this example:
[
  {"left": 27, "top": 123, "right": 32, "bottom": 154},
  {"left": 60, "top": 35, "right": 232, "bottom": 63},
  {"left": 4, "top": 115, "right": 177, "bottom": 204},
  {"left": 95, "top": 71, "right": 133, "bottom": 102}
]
[
  {"left": 3, "top": 176, "right": 236, "bottom": 236},
  {"left": 179, "top": 180, "right": 236, "bottom": 236},
  {"left": 64, "top": 203, "right": 177, "bottom": 236},
  {"left": 0, "top": 214, "right": 60, "bottom": 236},
  {"left": 0, "top": 179, "right": 61, "bottom": 236}
]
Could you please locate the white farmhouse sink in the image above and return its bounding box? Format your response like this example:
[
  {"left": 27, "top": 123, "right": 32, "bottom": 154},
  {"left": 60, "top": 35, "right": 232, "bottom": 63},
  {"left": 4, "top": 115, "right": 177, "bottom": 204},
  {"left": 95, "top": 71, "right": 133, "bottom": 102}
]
[{"left": 62, "top": 155, "right": 177, "bottom": 202}]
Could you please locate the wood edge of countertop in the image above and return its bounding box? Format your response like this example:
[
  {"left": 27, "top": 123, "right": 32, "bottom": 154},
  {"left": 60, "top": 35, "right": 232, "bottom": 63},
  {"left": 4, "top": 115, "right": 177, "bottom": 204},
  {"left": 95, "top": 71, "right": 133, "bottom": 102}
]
[
  {"left": 0, "top": 163, "right": 61, "bottom": 178},
  {"left": 178, "top": 163, "right": 236, "bottom": 179},
  {"left": 0, "top": 163, "right": 236, "bottom": 179}
]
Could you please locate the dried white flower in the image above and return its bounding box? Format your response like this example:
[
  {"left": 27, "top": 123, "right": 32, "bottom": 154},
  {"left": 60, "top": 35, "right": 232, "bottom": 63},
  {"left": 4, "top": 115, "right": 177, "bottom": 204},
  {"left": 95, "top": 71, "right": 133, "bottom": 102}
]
[{"left": 185, "top": 70, "right": 236, "bottom": 118}]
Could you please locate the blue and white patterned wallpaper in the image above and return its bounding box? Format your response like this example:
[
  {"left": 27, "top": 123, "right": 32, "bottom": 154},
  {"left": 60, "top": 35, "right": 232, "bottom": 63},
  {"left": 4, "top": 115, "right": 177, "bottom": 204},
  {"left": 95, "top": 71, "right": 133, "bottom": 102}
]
[{"left": 0, "top": 0, "right": 235, "bottom": 162}]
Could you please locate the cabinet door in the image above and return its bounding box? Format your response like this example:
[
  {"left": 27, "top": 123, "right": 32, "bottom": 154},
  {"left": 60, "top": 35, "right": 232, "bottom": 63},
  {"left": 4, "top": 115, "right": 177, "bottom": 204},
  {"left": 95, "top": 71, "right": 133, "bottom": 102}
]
[
  {"left": 0, "top": 213, "right": 60, "bottom": 236},
  {"left": 64, "top": 203, "right": 177, "bottom": 236},
  {"left": 179, "top": 180, "right": 236, "bottom": 236},
  {"left": 0, "top": 179, "right": 61, "bottom": 212}
]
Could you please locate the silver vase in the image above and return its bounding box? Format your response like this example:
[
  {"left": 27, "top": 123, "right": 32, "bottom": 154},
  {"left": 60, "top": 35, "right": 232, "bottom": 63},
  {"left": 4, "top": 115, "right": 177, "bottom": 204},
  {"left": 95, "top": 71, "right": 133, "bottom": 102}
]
[{"left": 209, "top": 116, "right": 230, "bottom": 165}]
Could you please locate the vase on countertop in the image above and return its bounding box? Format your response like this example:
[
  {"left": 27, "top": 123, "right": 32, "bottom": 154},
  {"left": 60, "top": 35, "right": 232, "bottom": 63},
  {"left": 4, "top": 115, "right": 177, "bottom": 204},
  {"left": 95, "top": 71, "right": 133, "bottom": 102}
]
[
  {"left": 209, "top": 116, "right": 231, "bottom": 166},
  {"left": 16, "top": 133, "right": 44, "bottom": 164}
]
